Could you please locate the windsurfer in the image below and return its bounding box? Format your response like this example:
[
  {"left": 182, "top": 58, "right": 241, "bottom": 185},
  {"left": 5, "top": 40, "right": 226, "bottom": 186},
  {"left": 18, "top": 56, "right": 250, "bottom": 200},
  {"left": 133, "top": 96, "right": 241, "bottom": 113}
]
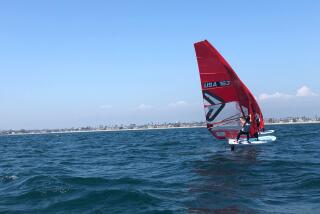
[
  {"left": 256, "top": 116, "right": 260, "bottom": 129},
  {"left": 254, "top": 115, "right": 260, "bottom": 140},
  {"left": 236, "top": 115, "right": 251, "bottom": 142}
]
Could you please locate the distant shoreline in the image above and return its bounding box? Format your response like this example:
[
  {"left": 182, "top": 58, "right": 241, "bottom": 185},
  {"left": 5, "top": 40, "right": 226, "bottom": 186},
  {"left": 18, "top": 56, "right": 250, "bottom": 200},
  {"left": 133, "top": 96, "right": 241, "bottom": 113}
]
[
  {"left": 0, "top": 126, "right": 206, "bottom": 136},
  {"left": 265, "top": 121, "right": 320, "bottom": 125},
  {"left": 1, "top": 121, "right": 320, "bottom": 137}
]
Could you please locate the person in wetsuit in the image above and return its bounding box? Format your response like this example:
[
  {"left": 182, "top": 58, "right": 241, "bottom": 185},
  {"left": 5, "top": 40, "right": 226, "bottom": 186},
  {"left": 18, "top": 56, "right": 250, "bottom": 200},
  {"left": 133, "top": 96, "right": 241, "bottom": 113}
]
[
  {"left": 254, "top": 115, "right": 260, "bottom": 140},
  {"left": 256, "top": 116, "right": 260, "bottom": 129},
  {"left": 237, "top": 115, "right": 251, "bottom": 142}
]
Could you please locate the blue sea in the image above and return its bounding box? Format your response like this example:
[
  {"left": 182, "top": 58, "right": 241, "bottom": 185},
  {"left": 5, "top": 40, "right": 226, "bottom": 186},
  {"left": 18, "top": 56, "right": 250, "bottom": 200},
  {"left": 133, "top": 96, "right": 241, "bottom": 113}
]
[{"left": 1, "top": 124, "right": 320, "bottom": 213}]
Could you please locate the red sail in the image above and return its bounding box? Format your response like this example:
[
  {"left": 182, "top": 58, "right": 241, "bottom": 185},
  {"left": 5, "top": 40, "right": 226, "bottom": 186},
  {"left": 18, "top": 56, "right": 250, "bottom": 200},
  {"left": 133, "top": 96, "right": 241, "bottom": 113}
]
[{"left": 194, "top": 40, "right": 264, "bottom": 139}]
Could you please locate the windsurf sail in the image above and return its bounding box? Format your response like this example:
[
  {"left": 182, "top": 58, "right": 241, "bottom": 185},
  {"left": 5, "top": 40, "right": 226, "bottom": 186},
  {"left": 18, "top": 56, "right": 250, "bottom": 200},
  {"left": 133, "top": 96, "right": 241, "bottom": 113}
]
[{"left": 194, "top": 40, "right": 264, "bottom": 139}]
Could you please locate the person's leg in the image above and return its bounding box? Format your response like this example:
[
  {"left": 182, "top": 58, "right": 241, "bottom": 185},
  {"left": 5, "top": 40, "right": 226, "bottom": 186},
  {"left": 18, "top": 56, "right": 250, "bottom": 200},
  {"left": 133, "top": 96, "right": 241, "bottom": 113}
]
[
  {"left": 236, "top": 131, "right": 242, "bottom": 141},
  {"left": 246, "top": 132, "right": 249, "bottom": 141}
]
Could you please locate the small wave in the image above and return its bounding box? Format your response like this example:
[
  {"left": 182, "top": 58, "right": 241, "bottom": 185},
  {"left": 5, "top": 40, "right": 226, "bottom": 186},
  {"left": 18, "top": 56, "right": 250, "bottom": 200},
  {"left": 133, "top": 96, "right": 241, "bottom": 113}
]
[
  {"left": 62, "top": 176, "right": 147, "bottom": 187},
  {"left": 8, "top": 175, "right": 71, "bottom": 199},
  {"left": 188, "top": 205, "right": 256, "bottom": 214},
  {"left": 40, "top": 188, "right": 162, "bottom": 213},
  {"left": 0, "top": 175, "right": 18, "bottom": 183},
  {"left": 295, "top": 176, "right": 320, "bottom": 190}
]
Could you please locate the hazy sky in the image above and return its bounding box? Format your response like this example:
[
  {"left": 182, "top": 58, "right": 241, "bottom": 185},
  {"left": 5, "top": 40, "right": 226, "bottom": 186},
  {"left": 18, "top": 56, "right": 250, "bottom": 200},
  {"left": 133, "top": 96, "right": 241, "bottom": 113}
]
[{"left": 1, "top": 0, "right": 319, "bottom": 129}]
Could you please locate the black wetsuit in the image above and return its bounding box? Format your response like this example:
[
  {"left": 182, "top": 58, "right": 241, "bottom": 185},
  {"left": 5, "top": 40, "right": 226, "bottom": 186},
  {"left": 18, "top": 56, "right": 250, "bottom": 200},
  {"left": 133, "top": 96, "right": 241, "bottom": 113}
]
[
  {"left": 256, "top": 119, "right": 260, "bottom": 128},
  {"left": 254, "top": 118, "right": 260, "bottom": 139},
  {"left": 254, "top": 118, "right": 260, "bottom": 140},
  {"left": 237, "top": 121, "right": 250, "bottom": 141}
]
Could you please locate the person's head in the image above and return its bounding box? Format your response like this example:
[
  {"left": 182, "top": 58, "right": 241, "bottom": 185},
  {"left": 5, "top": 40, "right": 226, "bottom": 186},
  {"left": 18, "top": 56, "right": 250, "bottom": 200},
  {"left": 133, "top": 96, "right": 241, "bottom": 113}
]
[{"left": 245, "top": 115, "right": 250, "bottom": 122}]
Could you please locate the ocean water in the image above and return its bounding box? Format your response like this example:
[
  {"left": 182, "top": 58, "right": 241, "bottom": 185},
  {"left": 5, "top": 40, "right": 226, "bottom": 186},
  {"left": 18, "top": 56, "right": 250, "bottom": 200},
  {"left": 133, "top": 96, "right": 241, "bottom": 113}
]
[{"left": 0, "top": 124, "right": 320, "bottom": 213}]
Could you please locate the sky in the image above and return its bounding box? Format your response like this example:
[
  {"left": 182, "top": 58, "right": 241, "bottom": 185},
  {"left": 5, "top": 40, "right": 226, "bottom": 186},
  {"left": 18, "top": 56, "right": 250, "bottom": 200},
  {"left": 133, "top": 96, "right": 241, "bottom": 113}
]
[{"left": 0, "top": 0, "right": 320, "bottom": 129}]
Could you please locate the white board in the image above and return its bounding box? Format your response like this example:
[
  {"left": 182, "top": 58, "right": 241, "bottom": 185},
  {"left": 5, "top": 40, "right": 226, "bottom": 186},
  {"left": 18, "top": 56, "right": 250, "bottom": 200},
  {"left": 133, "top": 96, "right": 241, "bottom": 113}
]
[
  {"left": 259, "top": 130, "right": 275, "bottom": 135},
  {"left": 228, "top": 135, "right": 276, "bottom": 145}
]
